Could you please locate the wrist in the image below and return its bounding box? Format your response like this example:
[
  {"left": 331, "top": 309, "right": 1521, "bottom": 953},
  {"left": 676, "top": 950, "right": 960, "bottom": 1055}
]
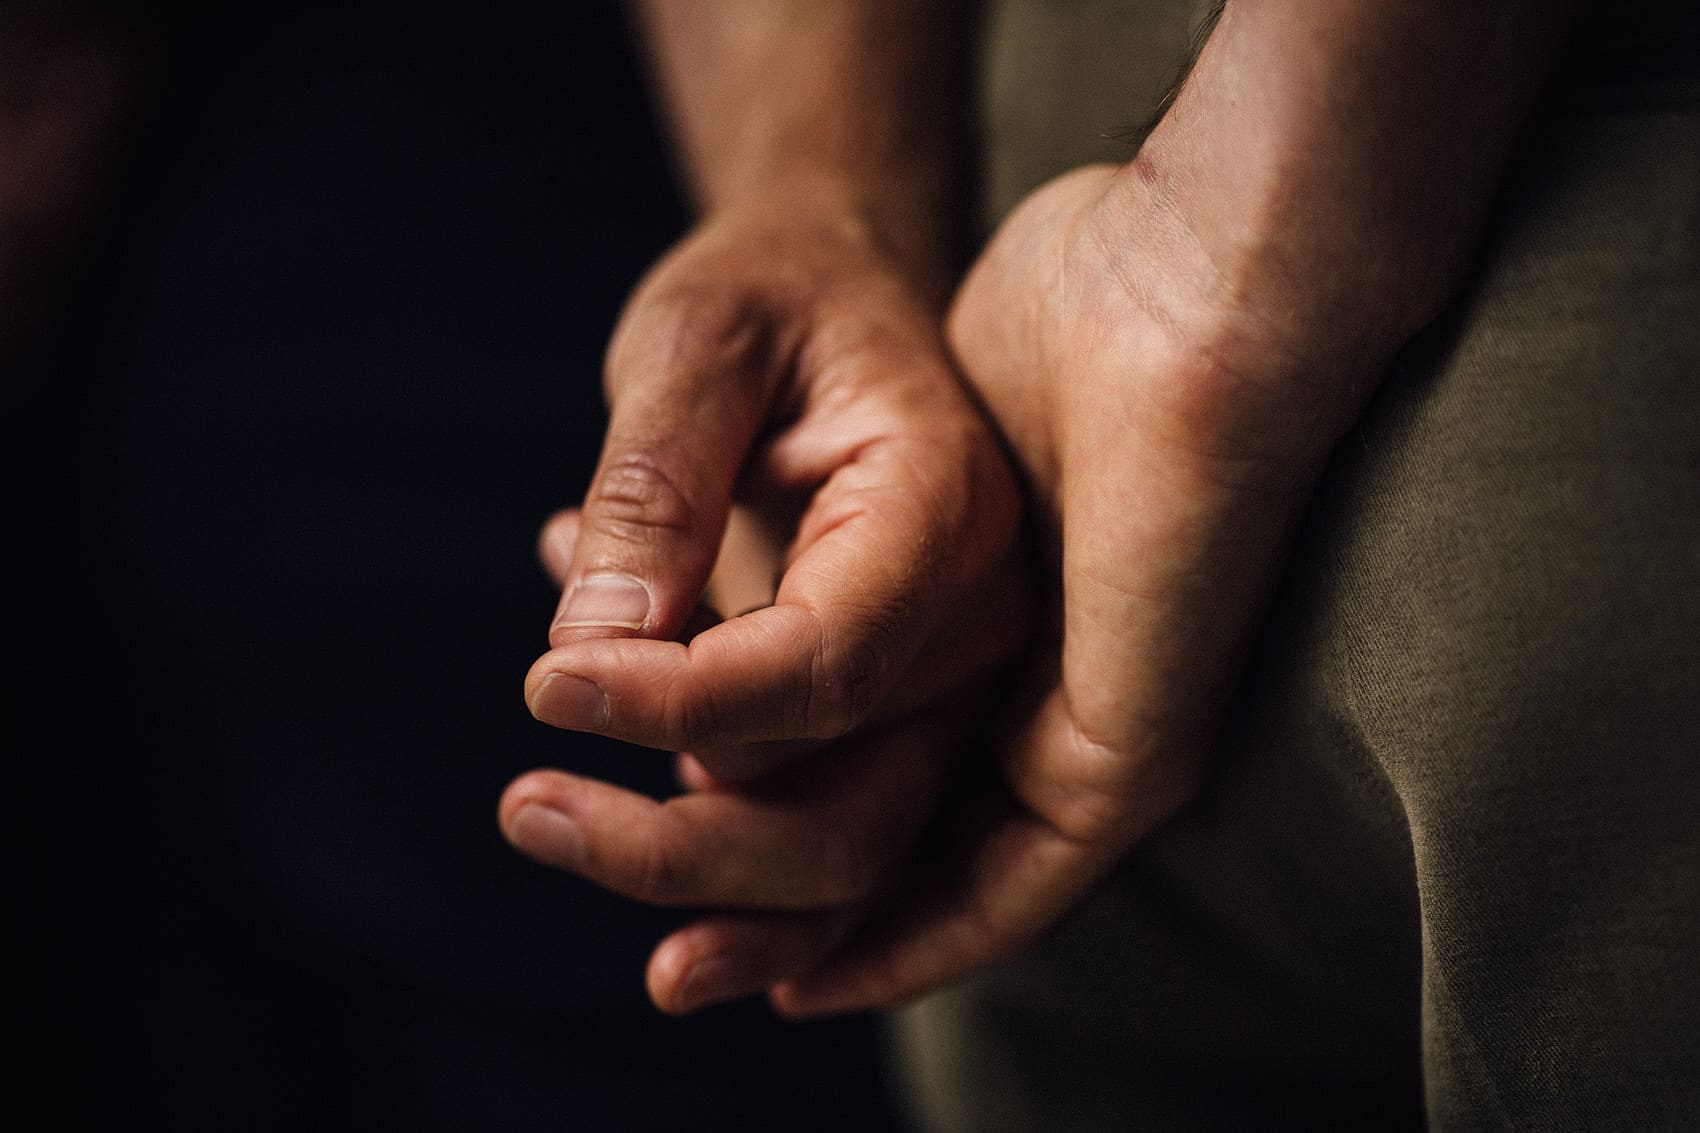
[
  {"left": 636, "top": 0, "right": 973, "bottom": 305},
  {"left": 1100, "top": 0, "right": 1572, "bottom": 387},
  {"left": 1098, "top": 130, "right": 1430, "bottom": 396},
  {"left": 707, "top": 171, "right": 964, "bottom": 310},
  {"left": 1066, "top": 167, "right": 1374, "bottom": 472}
]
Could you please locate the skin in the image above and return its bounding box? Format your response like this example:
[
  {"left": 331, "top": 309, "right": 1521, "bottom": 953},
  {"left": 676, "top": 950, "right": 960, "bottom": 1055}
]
[
  {"left": 502, "top": 0, "right": 1578, "bottom": 1015},
  {"left": 500, "top": 0, "right": 1029, "bottom": 1014}
]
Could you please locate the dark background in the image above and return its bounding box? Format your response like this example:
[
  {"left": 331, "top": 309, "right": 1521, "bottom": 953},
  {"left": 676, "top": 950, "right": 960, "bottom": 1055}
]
[{"left": 10, "top": 3, "right": 904, "bottom": 1128}]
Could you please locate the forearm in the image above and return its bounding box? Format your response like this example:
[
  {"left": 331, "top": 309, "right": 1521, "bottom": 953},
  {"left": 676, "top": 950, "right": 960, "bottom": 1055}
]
[
  {"left": 632, "top": 0, "right": 973, "bottom": 300},
  {"left": 1098, "top": 0, "right": 1577, "bottom": 439}
]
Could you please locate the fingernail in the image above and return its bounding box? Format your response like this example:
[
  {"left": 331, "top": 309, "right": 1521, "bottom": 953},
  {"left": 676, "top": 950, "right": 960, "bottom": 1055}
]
[
  {"left": 509, "top": 801, "right": 584, "bottom": 867},
  {"left": 529, "top": 672, "right": 608, "bottom": 727},
  {"left": 557, "top": 572, "right": 651, "bottom": 630},
  {"left": 676, "top": 955, "right": 743, "bottom": 1013}
]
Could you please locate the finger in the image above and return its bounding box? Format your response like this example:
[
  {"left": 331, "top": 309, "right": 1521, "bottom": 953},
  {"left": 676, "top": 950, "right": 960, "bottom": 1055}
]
[
  {"left": 499, "top": 718, "right": 944, "bottom": 909},
  {"left": 529, "top": 416, "right": 1018, "bottom": 761},
  {"left": 702, "top": 504, "right": 790, "bottom": 627},
  {"left": 526, "top": 593, "right": 974, "bottom": 765},
  {"left": 500, "top": 769, "right": 858, "bottom": 908},
  {"left": 538, "top": 508, "right": 724, "bottom": 647},
  {"left": 537, "top": 509, "right": 581, "bottom": 588},
  {"left": 526, "top": 607, "right": 833, "bottom": 752},
  {"left": 673, "top": 753, "right": 724, "bottom": 793},
  {"left": 769, "top": 686, "right": 1195, "bottom": 1017},
  {"left": 645, "top": 906, "right": 861, "bottom": 1015},
  {"left": 767, "top": 801, "right": 1098, "bottom": 1017},
  {"left": 876, "top": 542, "right": 1033, "bottom": 716},
  {"left": 766, "top": 453, "right": 1250, "bottom": 1014},
  {"left": 685, "top": 543, "right": 1031, "bottom": 781},
  {"left": 552, "top": 286, "right": 787, "bottom": 648}
]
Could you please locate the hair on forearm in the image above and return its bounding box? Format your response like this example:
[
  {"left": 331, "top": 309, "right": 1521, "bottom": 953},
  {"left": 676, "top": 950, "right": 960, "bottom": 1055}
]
[
  {"left": 1107, "top": 0, "right": 1226, "bottom": 151},
  {"left": 1152, "top": 2, "right": 1227, "bottom": 127}
]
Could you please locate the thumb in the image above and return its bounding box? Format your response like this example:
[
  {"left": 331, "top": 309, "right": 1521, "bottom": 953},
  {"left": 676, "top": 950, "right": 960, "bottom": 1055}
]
[{"left": 552, "top": 289, "right": 786, "bottom": 647}]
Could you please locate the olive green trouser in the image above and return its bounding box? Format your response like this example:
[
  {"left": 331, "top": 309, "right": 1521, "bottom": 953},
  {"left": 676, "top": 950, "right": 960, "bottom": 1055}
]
[{"left": 894, "top": 3, "right": 1700, "bottom": 1129}]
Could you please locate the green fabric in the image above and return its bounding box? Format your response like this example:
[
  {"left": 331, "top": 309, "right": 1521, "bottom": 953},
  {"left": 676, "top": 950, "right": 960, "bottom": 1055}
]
[
  {"left": 975, "top": 0, "right": 1210, "bottom": 223},
  {"left": 896, "top": 3, "right": 1700, "bottom": 1129}
]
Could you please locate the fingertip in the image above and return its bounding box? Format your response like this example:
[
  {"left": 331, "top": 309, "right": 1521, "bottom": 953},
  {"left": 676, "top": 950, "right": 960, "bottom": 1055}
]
[
  {"left": 523, "top": 649, "right": 578, "bottom": 704},
  {"left": 524, "top": 661, "right": 610, "bottom": 731},
  {"left": 646, "top": 935, "right": 694, "bottom": 1016},
  {"left": 766, "top": 980, "right": 812, "bottom": 1019},
  {"left": 552, "top": 570, "right": 655, "bottom": 638},
  {"left": 496, "top": 768, "right": 570, "bottom": 838},
  {"left": 537, "top": 509, "right": 581, "bottom": 587},
  {"left": 675, "top": 753, "right": 722, "bottom": 793},
  {"left": 547, "top": 623, "right": 643, "bottom": 651},
  {"left": 565, "top": 443, "right": 734, "bottom": 643},
  {"left": 649, "top": 933, "right": 756, "bottom": 1016}
]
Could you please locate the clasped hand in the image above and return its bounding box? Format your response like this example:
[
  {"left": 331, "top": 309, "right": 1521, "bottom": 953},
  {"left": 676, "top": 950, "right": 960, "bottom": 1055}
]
[{"left": 500, "top": 164, "right": 1338, "bottom": 1015}]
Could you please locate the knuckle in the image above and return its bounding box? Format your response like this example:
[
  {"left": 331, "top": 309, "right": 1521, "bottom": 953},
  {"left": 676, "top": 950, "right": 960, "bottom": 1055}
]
[
  {"left": 1047, "top": 787, "right": 1129, "bottom": 847},
  {"left": 662, "top": 665, "right": 725, "bottom": 750},
  {"left": 658, "top": 288, "right": 766, "bottom": 366},
  {"left": 632, "top": 830, "right": 693, "bottom": 905},
  {"left": 803, "top": 675, "right": 858, "bottom": 741},
  {"left": 609, "top": 284, "right": 776, "bottom": 394},
  {"left": 802, "top": 612, "right": 895, "bottom": 740},
  {"left": 584, "top": 455, "right": 697, "bottom": 539},
  {"left": 1044, "top": 725, "right": 1148, "bottom": 845}
]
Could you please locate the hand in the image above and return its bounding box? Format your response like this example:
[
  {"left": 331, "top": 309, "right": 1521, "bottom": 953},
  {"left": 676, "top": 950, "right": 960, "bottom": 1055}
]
[
  {"left": 500, "top": 0, "right": 1564, "bottom": 1016},
  {"left": 498, "top": 203, "right": 1027, "bottom": 1011},
  {"left": 761, "top": 0, "right": 1572, "bottom": 1010},
  {"left": 765, "top": 163, "right": 1367, "bottom": 1014}
]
